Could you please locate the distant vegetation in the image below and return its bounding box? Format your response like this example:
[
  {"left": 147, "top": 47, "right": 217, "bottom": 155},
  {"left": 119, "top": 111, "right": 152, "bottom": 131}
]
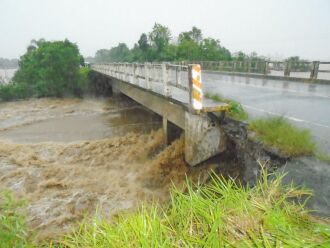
[
  {"left": 0, "top": 58, "right": 18, "bottom": 69},
  {"left": 88, "top": 23, "right": 312, "bottom": 75},
  {"left": 0, "top": 39, "right": 89, "bottom": 101},
  {"left": 91, "top": 24, "right": 248, "bottom": 63}
]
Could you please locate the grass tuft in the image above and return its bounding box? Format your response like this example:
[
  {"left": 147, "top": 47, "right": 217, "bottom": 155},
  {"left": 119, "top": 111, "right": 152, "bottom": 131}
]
[
  {"left": 205, "top": 92, "right": 249, "bottom": 121},
  {"left": 58, "top": 167, "right": 329, "bottom": 247},
  {"left": 249, "top": 116, "right": 316, "bottom": 156},
  {"left": 0, "top": 191, "right": 30, "bottom": 248}
]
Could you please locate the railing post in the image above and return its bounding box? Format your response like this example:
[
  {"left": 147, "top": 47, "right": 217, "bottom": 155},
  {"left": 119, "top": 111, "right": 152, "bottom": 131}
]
[
  {"left": 176, "top": 66, "right": 182, "bottom": 86},
  {"left": 132, "top": 63, "right": 137, "bottom": 85},
  {"left": 231, "top": 61, "right": 235, "bottom": 71},
  {"left": 310, "top": 61, "right": 320, "bottom": 80},
  {"left": 162, "top": 63, "right": 171, "bottom": 97},
  {"left": 188, "top": 64, "right": 203, "bottom": 111},
  {"left": 145, "top": 63, "right": 151, "bottom": 89},
  {"left": 284, "top": 61, "right": 291, "bottom": 77},
  {"left": 125, "top": 63, "right": 129, "bottom": 82}
]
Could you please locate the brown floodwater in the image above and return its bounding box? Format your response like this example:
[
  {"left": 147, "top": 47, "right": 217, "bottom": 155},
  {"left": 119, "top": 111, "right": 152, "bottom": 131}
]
[{"left": 0, "top": 97, "right": 203, "bottom": 241}]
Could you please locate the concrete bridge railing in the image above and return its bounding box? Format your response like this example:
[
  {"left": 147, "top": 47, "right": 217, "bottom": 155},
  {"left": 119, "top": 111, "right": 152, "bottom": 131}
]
[
  {"left": 186, "top": 60, "right": 330, "bottom": 81},
  {"left": 92, "top": 63, "right": 189, "bottom": 97}
]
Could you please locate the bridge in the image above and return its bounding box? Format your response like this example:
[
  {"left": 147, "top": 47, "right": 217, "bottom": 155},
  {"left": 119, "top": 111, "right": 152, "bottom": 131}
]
[
  {"left": 91, "top": 61, "right": 330, "bottom": 161},
  {"left": 91, "top": 63, "right": 229, "bottom": 166}
]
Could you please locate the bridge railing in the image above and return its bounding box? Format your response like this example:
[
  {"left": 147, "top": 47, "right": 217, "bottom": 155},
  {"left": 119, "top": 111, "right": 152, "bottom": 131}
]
[
  {"left": 186, "top": 60, "right": 330, "bottom": 81},
  {"left": 92, "top": 62, "right": 190, "bottom": 97}
]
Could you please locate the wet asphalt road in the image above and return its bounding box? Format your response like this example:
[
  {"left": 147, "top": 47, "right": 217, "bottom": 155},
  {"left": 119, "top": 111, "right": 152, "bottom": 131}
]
[{"left": 203, "top": 72, "right": 330, "bottom": 154}]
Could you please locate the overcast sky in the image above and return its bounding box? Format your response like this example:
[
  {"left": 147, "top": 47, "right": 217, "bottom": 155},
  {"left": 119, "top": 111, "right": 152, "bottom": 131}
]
[{"left": 1, "top": 0, "right": 329, "bottom": 60}]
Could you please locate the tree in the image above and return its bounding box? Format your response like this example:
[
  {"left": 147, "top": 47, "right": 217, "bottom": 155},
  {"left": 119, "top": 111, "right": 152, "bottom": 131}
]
[
  {"left": 149, "top": 23, "right": 171, "bottom": 53},
  {"left": 177, "top": 39, "right": 201, "bottom": 61},
  {"left": 200, "top": 38, "right": 231, "bottom": 61},
  {"left": 178, "top": 26, "right": 202, "bottom": 44},
  {"left": 108, "top": 43, "right": 130, "bottom": 62},
  {"left": 12, "top": 39, "right": 83, "bottom": 97},
  {"left": 191, "top": 26, "right": 203, "bottom": 44},
  {"left": 233, "top": 51, "right": 247, "bottom": 61},
  {"left": 95, "top": 49, "right": 111, "bottom": 63},
  {"left": 138, "top": 33, "right": 149, "bottom": 52}
]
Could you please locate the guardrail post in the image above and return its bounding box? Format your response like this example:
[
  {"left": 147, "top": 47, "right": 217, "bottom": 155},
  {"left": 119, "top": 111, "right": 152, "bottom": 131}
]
[
  {"left": 162, "top": 63, "right": 171, "bottom": 97},
  {"left": 310, "top": 61, "right": 319, "bottom": 80},
  {"left": 145, "top": 63, "right": 151, "bottom": 89},
  {"left": 188, "top": 64, "right": 203, "bottom": 111}
]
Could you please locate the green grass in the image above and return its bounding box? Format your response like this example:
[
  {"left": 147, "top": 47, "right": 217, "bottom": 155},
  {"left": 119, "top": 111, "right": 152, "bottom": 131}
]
[
  {"left": 249, "top": 117, "right": 316, "bottom": 157},
  {"left": 0, "top": 191, "right": 30, "bottom": 248},
  {"left": 56, "top": 168, "right": 330, "bottom": 248},
  {"left": 205, "top": 92, "right": 249, "bottom": 121}
]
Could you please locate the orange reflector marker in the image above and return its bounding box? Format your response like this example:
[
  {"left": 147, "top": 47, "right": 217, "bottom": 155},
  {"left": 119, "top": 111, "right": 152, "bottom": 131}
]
[{"left": 191, "top": 64, "right": 203, "bottom": 110}]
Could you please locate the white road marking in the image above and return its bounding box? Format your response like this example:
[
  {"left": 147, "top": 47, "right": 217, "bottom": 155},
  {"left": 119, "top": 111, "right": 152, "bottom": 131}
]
[{"left": 243, "top": 104, "right": 330, "bottom": 129}]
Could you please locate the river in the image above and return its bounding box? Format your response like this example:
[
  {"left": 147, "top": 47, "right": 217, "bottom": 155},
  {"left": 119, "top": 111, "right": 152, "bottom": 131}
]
[{"left": 0, "top": 97, "right": 206, "bottom": 241}]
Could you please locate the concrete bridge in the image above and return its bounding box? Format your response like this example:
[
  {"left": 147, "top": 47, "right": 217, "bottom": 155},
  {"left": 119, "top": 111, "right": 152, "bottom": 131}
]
[
  {"left": 91, "top": 60, "right": 330, "bottom": 161},
  {"left": 91, "top": 63, "right": 228, "bottom": 166}
]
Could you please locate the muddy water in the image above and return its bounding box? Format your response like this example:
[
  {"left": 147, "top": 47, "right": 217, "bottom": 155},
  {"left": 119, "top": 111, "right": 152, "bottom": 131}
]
[{"left": 0, "top": 97, "right": 201, "bottom": 241}]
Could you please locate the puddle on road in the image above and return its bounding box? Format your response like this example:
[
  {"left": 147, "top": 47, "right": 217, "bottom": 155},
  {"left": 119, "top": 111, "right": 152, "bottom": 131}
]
[{"left": 0, "top": 97, "right": 197, "bottom": 241}]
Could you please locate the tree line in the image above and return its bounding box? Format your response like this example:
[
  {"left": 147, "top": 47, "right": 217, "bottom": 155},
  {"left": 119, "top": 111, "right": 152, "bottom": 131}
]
[
  {"left": 92, "top": 24, "right": 236, "bottom": 63},
  {"left": 89, "top": 23, "right": 311, "bottom": 68}
]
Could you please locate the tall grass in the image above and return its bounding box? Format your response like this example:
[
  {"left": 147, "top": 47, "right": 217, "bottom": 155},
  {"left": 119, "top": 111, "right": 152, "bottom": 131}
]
[
  {"left": 249, "top": 117, "right": 316, "bottom": 156},
  {"left": 0, "top": 191, "right": 30, "bottom": 248},
  {"left": 57, "top": 168, "right": 330, "bottom": 247},
  {"left": 205, "top": 92, "right": 249, "bottom": 121}
]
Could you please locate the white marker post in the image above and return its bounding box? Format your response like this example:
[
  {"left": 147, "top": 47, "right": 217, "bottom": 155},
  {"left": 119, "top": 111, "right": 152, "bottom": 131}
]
[{"left": 188, "top": 64, "right": 203, "bottom": 111}]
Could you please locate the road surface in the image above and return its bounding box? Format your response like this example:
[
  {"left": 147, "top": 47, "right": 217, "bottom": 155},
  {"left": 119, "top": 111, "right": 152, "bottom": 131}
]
[{"left": 203, "top": 72, "right": 330, "bottom": 154}]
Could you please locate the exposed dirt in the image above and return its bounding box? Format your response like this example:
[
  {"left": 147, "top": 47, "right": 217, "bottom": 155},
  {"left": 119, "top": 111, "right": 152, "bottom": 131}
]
[{"left": 0, "top": 98, "right": 199, "bottom": 241}]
